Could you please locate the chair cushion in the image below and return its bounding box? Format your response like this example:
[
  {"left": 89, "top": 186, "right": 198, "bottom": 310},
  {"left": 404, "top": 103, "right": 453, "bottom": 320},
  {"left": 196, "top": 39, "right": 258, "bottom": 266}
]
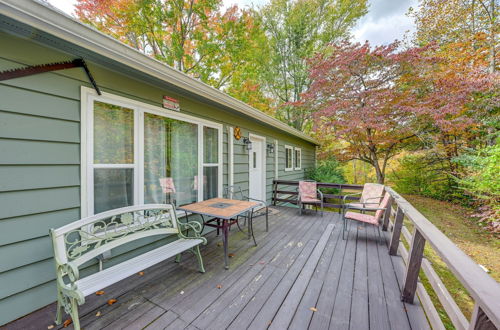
[
  {"left": 301, "top": 197, "right": 321, "bottom": 203},
  {"left": 75, "top": 238, "right": 203, "bottom": 296},
  {"left": 299, "top": 181, "right": 317, "bottom": 200},
  {"left": 345, "top": 211, "right": 379, "bottom": 226}
]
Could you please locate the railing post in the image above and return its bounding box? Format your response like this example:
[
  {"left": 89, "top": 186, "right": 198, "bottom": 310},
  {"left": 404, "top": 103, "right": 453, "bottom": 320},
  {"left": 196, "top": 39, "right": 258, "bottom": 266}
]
[
  {"left": 389, "top": 206, "right": 404, "bottom": 255},
  {"left": 469, "top": 303, "right": 496, "bottom": 330},
  {"left": 382, "top": 195, "right": 394, "bottom": 231},
  {"left": 401, "top": 228, "right": 426, "bottom": 303}
]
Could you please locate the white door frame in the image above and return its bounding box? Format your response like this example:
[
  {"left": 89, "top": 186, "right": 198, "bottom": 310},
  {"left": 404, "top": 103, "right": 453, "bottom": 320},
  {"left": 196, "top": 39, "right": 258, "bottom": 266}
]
[{"left": 248, "top": 133, "right": 266, "bottom": 202}]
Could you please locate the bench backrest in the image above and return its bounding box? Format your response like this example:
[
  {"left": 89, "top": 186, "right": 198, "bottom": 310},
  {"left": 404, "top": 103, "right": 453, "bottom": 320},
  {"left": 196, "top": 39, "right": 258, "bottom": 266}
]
[{"left": 50, "top": 204, "right": 179, "bottom": 267}]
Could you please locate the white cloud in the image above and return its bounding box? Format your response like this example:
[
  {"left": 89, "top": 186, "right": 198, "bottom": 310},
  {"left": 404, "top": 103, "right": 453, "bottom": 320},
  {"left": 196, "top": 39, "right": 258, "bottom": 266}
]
[
  {"left": 46, "top": 0, "right": 77, "bottom": 15},
  {"left": 352, "top": 0, "right": 417, "bottom": 46},
  {"left": 223, "top": 0, "right": 268, "bottom": 8}
]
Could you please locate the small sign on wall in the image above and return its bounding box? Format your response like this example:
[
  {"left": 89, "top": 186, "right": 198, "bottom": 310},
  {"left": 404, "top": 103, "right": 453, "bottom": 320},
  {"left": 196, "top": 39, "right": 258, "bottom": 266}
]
[{"left": 163, "top": 96, "right": 180, "bottom": 111}]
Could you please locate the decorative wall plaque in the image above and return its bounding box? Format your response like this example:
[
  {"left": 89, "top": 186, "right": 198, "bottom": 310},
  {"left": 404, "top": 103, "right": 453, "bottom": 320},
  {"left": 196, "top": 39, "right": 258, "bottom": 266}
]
[
  {"left": 163, "top": 96, "right": 180, "bottom": 111},
  {"left": 234, "top": 127, "right": 242, "bottom": 140}
]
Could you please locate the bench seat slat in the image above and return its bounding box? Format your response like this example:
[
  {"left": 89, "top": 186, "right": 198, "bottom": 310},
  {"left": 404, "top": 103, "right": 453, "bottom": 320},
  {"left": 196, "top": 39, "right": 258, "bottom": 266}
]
[{"left": 75, "top": 238, "right": 203, "bottom": 296}]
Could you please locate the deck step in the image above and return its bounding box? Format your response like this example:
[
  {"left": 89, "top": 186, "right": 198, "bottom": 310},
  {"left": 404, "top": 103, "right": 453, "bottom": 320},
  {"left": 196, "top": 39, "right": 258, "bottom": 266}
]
[{"left": 269, "top": 223, "right": 335, "bottom": 329}]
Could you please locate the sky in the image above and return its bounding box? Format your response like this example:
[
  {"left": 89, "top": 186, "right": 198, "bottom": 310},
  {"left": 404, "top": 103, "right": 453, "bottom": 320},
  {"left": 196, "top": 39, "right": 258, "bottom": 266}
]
[{"left": 46, "top": 0, "right": 417, "bottom": 46}]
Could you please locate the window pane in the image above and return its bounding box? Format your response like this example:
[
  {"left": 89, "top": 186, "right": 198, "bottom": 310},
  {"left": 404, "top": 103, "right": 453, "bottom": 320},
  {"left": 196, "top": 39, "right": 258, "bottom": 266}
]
[
  {"left": 203, "top": 166, "right": 218, "bottom": 200},
  {"left": 203, "top": 127, "right": 218, "bottom": 163},
  {"left": 94, "top": 168, "right": 134, "bottom": 214},
  {"left": 295, "top": 150, "right": 300, "bottom": 168},
  {"left": 144, "top": 113, "right": 198, "bottom": 206},
  {"left": 286, "top": 148, "right": 292, "bottom": 168},
  {"left": 94, "top": 101, "right": 134, "bottom": 164}
]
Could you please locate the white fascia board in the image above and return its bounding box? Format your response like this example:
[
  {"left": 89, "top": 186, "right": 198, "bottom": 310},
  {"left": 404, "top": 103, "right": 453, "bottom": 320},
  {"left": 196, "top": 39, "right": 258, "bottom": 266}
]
[{"left": 0, "top": 0, "right": 319, "bottom": 145}]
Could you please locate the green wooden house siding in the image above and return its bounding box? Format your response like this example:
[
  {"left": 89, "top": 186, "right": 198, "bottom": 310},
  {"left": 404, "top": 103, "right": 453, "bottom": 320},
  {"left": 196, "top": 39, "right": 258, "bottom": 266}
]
[{"left": 0, "top": 30, "right": 316, "bottom": 325}]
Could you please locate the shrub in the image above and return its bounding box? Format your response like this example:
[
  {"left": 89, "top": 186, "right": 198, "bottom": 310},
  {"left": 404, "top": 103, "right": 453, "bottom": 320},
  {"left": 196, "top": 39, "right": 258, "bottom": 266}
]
[
  {"left": 387, "top": 154, "right": 456, "bottom": 201},
  {"left": 306, "top": 159, "right": 345, "bottom": 184},
  {"left": 454, "top": 143, "right": 500, "bottom": 231},
  {"left": 306, "top": 159, "right": 345, "bottom": 195}
]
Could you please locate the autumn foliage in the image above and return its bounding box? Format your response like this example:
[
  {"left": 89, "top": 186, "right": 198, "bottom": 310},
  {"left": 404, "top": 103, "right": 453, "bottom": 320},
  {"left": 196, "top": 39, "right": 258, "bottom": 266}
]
[{"left": 298, "top": 40, "right": 498, "bottom": 184}]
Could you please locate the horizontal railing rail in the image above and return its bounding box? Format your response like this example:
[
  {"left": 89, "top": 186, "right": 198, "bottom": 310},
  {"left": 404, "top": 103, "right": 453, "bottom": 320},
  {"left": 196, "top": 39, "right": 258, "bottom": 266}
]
[
  {"left": 272, "top": 180, "right": 500, "bottom": 330},
  {"left": 272, "top": 180, "right": 363, "bottom": 209}
]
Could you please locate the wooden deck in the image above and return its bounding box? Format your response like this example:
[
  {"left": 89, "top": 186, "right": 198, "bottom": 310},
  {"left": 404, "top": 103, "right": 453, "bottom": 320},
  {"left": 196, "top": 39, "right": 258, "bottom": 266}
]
[{"left": 6, "top": 206, "right": 430, "bottom": 330}]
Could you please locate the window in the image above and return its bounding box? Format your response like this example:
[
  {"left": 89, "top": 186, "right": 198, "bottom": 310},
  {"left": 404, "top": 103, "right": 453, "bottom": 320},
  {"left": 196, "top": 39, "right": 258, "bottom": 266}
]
[
  {"left": 285, "top": 145, "right": 293, "bottom": 171},
  {"left": 82, "top": 88, "right": 222, "bottom": 216},
  {"left": 294, "top": 147, "right": 302, "bottom": 170}
]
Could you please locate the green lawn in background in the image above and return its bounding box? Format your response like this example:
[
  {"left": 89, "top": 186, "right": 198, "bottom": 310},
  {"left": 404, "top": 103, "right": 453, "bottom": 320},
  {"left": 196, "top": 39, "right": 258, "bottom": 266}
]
[{"left": 403, "top": 195, "right": 500, "bottom": 329}]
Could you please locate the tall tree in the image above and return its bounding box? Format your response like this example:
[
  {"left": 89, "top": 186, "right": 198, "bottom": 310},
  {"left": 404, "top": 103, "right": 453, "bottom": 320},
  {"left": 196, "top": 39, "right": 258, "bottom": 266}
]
[
  {"left": 410, "top": 0, "right": 498, "bottom": 73},
  {"left": 256, "top": 0, "right": 367, "bottom": 131},
  {"left": 299, "top": 41, "right": 423, "bottom": 183},
  {"left": 75, "top": 0, "right": 270, "bottom": 110}
]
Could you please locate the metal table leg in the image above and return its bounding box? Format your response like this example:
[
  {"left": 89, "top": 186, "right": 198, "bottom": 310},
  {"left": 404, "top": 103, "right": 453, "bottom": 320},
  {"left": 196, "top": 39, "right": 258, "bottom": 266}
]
[
  {"left": 222, "top": 219, "right": 230, "bottom": 269},
  {"left": 249, "top": 208, "right": 257, "bottom": 246}
]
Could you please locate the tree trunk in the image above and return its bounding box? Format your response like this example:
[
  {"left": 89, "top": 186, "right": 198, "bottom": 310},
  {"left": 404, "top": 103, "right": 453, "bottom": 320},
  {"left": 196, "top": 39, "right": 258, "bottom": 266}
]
[
  {"left": 375, "top": 166, "right": 385, "bottom": 184},
  {"left": 489, "top": 0, "right": 496, "bottom": 74}
]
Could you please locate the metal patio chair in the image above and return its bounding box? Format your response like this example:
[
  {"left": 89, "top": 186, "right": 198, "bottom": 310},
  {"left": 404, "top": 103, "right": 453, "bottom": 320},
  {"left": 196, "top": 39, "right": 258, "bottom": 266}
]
[
  {"left": 297, "top": 180, "right": 324, "bottom": 216},
  {"left": 223, "top": 185, "right": 269, "bottom": 232},
  {"left": 342, "top": 192, "right": 391, "bottom": 239},
  {"left": 159, "top": 177, "right": 176, "bottom": 206},
  {"left": 341, "top": 183, "right": 385, "bottom": 214}
]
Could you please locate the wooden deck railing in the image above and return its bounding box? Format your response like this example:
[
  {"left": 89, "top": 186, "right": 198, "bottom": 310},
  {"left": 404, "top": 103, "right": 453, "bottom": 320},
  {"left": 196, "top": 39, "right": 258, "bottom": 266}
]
[{"left": 272, "top": 180, "right": 500, "bottom": 330}]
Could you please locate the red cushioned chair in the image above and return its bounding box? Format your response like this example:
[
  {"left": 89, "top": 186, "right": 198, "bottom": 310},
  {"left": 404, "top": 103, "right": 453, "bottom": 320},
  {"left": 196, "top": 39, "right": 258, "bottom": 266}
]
[{"left": 342, "top": 192, "right": 391, "bottom": 239}]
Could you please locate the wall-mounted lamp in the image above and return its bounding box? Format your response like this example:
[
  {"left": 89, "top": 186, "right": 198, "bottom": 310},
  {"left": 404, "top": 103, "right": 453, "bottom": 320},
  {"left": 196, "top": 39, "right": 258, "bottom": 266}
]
[
  {"left": 243, "top": 137, "right": 252, "bottom": 150},
  {"left": 266, "top": 143, "right": 275, "bottom": 154}
]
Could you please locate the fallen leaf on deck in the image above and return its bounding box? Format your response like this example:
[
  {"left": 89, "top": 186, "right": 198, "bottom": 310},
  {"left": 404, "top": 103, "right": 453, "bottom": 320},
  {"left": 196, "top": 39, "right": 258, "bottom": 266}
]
[
  {"left": 216, "top": 284, "right": 222, "bottom": 289},
  {"left": 217, "top": 242, "right": 223, "bottom": 247},
  {"left": 47, "top": 325, "right": 54, "bottom": 329},
  {"left": 138, "top": 271, "right": 145, "bottom": 276},
  {"left": 95, "top": 290, "right": 105, "bottom": 295},
  {"left": 228, "top": 253, "right": 235, "bottom": 258},
  {"left": 309, "top": 307, "right": 318, "bottom": 312},
  {"left": 259, "top": 261, "right": 265, "bottom": 264},
  {"left": 63, "top": 319, "right": 72, "bottom": 327},
  {"left": 95, "top": 311, "right": 101, "bottom": 317},
  {"left": 107, "top": 299, "right": 117, "bottom": 305}
]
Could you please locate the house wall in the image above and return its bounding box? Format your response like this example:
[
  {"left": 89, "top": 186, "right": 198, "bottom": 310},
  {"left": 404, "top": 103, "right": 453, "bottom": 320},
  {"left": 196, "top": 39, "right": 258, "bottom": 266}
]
[{"left": 0, "top": 31, "right": 316, "bottom": 325}]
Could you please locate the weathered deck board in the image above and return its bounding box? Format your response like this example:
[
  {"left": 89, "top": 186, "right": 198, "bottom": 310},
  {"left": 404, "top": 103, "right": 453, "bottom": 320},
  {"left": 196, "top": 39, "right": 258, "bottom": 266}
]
[
  {"left": 6, "top": 207, "right": 429, "bottom": 330},
  {"left": 349, "top": 222, "right": 369, "bottom": 330}
]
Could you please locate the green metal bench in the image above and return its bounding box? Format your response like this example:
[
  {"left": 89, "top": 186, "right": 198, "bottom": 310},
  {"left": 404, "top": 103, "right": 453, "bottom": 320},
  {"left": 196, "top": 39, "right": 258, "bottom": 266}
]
[{"left": 49, "top": 204, "right": 206, "bottom": 330}]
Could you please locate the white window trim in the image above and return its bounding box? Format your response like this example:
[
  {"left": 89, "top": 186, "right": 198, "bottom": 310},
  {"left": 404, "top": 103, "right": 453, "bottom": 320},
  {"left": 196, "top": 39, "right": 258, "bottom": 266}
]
[
  {"left": 80, "top": 86, "right": 223, "bottom": 217},
  {"left": 294, "top": 147, "right": 302, "bottom": 170},
  {"left": 274, "top": 139, "right": 279, "bottom": 179},
  {"left": 285, "top": 145, "right": 294, "bottom": 172}
]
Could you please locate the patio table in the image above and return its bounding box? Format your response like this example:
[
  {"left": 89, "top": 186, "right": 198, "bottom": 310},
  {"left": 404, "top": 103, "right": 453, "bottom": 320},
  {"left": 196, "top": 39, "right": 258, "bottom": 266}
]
[{"left": 178, "top": 198, "right": 260, "bottom": 269}]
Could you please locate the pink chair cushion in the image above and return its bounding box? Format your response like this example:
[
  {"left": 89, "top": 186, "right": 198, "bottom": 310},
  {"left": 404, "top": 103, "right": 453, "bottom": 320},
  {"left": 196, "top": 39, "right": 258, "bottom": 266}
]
[
  {"left": 345, "top": 211, "right": 379, "bottom": 226},
  {"left": 301, "top": 197, "right": 321, "bottom": 203},
  {"left": 299, "top": 181, "right": 317, "bottom": 200},
  {"left": 374, "top": 193, "right": 391, "bottom": 221},
  {"left": 159, "top": 177, "right": 176, "bottom": 193},
  {"left": 360, "top": 183, "right": 384, "bottom": 204}
]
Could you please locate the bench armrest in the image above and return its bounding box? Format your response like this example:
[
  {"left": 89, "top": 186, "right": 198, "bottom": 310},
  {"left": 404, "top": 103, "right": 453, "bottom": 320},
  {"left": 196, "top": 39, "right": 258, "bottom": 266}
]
[
  {"left": 56, "top": 262, "right": 85, "bottom": 303},
  {"left": 178, "top": 221, "right": 207, "bottom": 244}
]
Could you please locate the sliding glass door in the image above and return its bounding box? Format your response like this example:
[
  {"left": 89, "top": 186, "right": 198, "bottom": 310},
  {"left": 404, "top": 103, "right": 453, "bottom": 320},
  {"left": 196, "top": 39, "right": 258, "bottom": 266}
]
[{"left": 85, "top": 91, "right": 222, "bottom": 216}]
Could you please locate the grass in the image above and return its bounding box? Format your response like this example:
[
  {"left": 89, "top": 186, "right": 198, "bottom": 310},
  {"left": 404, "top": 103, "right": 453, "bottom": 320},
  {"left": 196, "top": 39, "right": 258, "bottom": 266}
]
[{"left": 402, "top": 195, "right": 500, "bottom": 328}]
